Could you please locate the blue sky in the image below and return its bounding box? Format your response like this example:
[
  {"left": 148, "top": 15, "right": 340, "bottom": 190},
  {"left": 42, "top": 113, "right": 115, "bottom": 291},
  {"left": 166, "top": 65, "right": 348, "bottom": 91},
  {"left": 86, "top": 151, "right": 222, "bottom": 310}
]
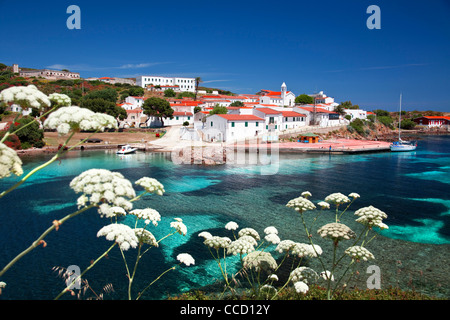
[{"left": 1, "top": 0, "right": 449, "bottom": 112}]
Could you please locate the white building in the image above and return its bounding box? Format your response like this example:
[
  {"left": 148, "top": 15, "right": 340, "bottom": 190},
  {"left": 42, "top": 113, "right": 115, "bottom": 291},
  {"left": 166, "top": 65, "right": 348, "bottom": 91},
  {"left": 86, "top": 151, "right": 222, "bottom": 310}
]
[
  {"left": 202, "top": 114, "right": 265, "bottom": 142},
  {"left": 344, "top": 109, "right": 367, "bottom": 120},
  {"left": 253, "top": 107, "right": 283, "bottom": 133},
  {"left": 296, "top": 105, "right": 341, "bottom": 127},
  {"left": 308, "top": 91, "right": 339, "bottom": 110},
  {"left": 259, "top": 82, "right": 296, "bottom": 107},
  {"left": 280, "top": 110, "right": 308, "bottom": 130},
  {"left": 136, "top": 76, "right": 196, "bottom": 92}
]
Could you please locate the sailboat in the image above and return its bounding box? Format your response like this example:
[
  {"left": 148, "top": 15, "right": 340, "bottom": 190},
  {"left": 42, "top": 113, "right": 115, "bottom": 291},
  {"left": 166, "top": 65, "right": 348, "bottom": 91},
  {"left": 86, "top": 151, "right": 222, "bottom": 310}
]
[{"left": 390, "top": 94, "right": 417, "bottom": 152}]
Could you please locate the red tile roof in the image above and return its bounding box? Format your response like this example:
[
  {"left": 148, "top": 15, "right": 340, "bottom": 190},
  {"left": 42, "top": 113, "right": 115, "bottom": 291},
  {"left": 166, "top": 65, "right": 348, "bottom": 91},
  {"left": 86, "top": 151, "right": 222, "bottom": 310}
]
[
  {"left": 173, "top": 112, "right": 193, "bottom": 116},
  {"left": 281, "top": 111, "right": 307, "bottom": 117},
  {"left": 255, "top": 108, "right": 281, "bottom": 114},
  {"left": 298, "top": 106, "right": 337, "bottom": 114},
  {"left": 217, "top": 114, "right": 264, "bottom": 121}
]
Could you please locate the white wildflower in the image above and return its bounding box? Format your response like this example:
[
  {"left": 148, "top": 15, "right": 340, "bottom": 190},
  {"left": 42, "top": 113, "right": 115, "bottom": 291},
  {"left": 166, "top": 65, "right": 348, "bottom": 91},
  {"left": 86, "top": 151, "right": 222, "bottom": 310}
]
[
  {"left": 48, "top": 93, "right": 71, "bottom": 106},
  {"left": 293, "top": 281, "right": 309, "bottom": 294},
  {"left": 43, "top": 106, "right": 117, "bottom": 135},
  {"left": 320, "top": 270, "right": 335, "bottom": 281},
  {"left": 268, "top": 274, "right": 279, "bottom": 282},
  {"left": 291, "top": 243, "right": 315, "bottom": 258},
  {"left": 134, "top": 228, "right": 158, "bottom": 247},
  {"left": 324, "top": 192, "right": 350, "bottom": 205},
  {"left": 129, "top": 208, "right": 161, "bottom": 226},
  {"left": 239, "top": 235, "right": 258, "bottom": 247},
  {"left": 0, "top": 85, "right": 50, "bottom": 109},
  {"left": 198, "top": 231, "right": 213, "bottom": 240},
  {"left": 227, "top": 238, "right": 255, "bottom": 255},
  {"left": 317, "top": 223, "right": 356, "bottom": 242},
  {"left": 348, "top": 192, "right": 360, "bottom": 199},
  {"left": 171, "top": 218, "right": 187, "bottom": 236},
  {"left": 264, "top": 226, "right": 278, "bottom": 235},
  {"left": 225, "top": 221, "right": 239, "bottom": 231},
  {"left": 260, "top": 284, "right": 277, "bottom": 296},
  {"left": 238, "top": 227, "right": 260, "bottom": 241},
  {"left": 98, "top": 204, "right": 127, "bottom": 218},
  {"left": 276, "top": 240, "right": 296, "bottom": 253},
  {"left": 290, "top": 267, "right": 319, "bottom": 284},
  {"left": 264, "top": 233, "right": 280, "bottom": 245},
  {"left": 345, "top": 246, "right": 375, "bottom": 261},
  {"left": 317, "top": 201, "right": 330, "bottom": 209},
  {"left": 70, "top": 169, "right": 136, "bottom": 215},
  {"left": 0, "top": 143, "right": 23, "bottom": 179},
  {"left": 309, "top": 244, "right": 323, "bottom": 257},
  {"left": 177, "top": 253, "right": 195, "bottom": 266},
  {"left": 203, "top": 236, "right": 231, "bottom": 249},
  {"left": 301, "top": 191, "right": 312, "bottom": 198},
  {"left": 286, "top": 196, "right": 316, "bottom": 213},
  {"left": 243, "top": 251, "right": 277, "bottom": 272},
  {"left": 135, "top": 177, "right": 165, "bottom": 196},
  {"left": 354, "top": 205, "right": 388, "bottom": 229},
  {"left": 97, "top": 224, "right": 138, "bottom": 251}
]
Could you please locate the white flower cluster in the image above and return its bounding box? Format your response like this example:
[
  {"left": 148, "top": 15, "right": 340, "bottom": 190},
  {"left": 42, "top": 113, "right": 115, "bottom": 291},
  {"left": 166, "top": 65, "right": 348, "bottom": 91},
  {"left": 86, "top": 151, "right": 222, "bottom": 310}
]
[
  {"left": 317, "top": 201, "right": 330, "bottom": 209},
  {"left": 243, "top": 251, "right": 277, "bottom": 272},
  {"left": 317, "top": 223, "right": 356, "bottom": 242},
  {"left": 0, "top": 143, "right": 23, "bottom": 179},
  {"left": 348, "top": 192, "right": 360, "bottom": 199},
  {"left": 203, "top": 236, "right": 232, "bottom": 249},
  {"left": 293, "top": 281, "right": 309, "bottom": 294},
  {"left": 129, "top": 208, "right": 161, "bottom": 226},
  {"left": 135, "top": 177, "right": 165, "bottom": 196},
  {"left": 275, "top": 240, "right": 296, "bottom": 253},
  {"left": 301, "top": 191, "right": 312, "bottom": 198},
  {"left": 0, "top": 85, "right": 50, "bottom": 109},
  {"left": 238, "top": 228, "right": 260, "bottom": 241},
  {"left": 354, "top": 205, "right": 388, "bottom": 229},
  {"left": 48, "top": 93, "right": 71, "bottom": 106},
  {"left": 227, "top": 238, "right": 255, "bottom": 255},
  {"left": 170, "top": 218, "right": 187, "bottom": 236},
  {"left": 177, "top": 253, "right": 195, "bottom": 266},
  {"left": 290, "top": 267, "right": 319, "bottom": 284},
  {"left": 70, "top": 169, "right": 136, "bottom": 215},
  {"left": 292, "top": 243, "right": 323, "bottom": 258},
  {"left": 264, "top": 226, "right": 278, "bottom": 235},
  {"left": 264, "top": 233, "right": 280, "bottom": 245},
  {"left": 97, "top": 223, "right": 138, "bottom": 251},
  {"left": 344, "top": 246, "right": 375, "bottom": 261},
  {"left": 324, "top": 192, "right": 350, "bottom": 205},
  {"left": 286, "top": 196, "right": 316, "bottom": 213},
  {"left": 43, "top": 106, "right": 117, "bottom": 135},
  {"left": 134, "top": 228, "right": 158, "bottom": 247},
  {"left": 225, "top": 221, "right": 239, "bottom": 231}
]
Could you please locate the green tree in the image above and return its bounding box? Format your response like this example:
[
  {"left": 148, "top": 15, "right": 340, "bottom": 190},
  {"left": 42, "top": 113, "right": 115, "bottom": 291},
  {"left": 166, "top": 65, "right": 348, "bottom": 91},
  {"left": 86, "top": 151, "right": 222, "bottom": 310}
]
[
  {"left": 400, "top": 119, "right": 416, "bottom": 130},
  {"left": 164, "top": 88, "right": 176, "bottom": 98},
  {"left": 142, "top": 97, "right": 173, "bottom": 126},
  {"left": 295, "top": 94, "right": 313, "bottom": 105},
  {"left": 83, "top": 88, "right": 118, "bottom": 103},
  {"left": 11, "top": 116, "right": 45, "bottom": 148},
  {"left": 209, "top": 105, "right": 228, "bottom": 115},
  {"left": 373, "top": 109, "right": 390, "bottom": 117},
  {"left": 80, "top": 98, "right": 126, "bottom": 120},
  {"left": 194, "top": 106, "right": 202, "bottom": 114},
  {"left": 230, "top": 101, "right": 244, "bottom": 107}
]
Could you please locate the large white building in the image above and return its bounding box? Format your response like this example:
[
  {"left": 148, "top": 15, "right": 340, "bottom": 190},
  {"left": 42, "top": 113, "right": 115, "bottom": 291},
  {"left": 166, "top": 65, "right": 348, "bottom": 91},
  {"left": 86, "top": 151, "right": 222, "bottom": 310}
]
[
  {"left": 258, "top": 82, "right": 296, "bottom": 107},
  {"left": 136, "top": 76, "right": 196, "bottom": 92}
]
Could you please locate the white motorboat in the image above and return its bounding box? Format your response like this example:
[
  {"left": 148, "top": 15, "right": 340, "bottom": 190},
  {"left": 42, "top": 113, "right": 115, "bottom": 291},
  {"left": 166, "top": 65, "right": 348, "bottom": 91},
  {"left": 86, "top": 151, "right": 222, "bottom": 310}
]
[{"left": 116, "top": 144, "right": 137, "bottom": 154}]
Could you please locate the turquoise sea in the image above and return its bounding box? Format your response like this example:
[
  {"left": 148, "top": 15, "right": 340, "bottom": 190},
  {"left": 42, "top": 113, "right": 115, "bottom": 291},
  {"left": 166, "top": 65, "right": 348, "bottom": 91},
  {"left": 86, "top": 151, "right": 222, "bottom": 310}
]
[{"left": 0, "top": 135, "right": 449, "bottom": 299}]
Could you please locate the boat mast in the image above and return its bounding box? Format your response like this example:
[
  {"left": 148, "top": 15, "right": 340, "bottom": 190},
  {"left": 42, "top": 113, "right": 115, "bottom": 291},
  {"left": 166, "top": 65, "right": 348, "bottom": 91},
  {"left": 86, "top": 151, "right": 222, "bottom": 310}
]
[{"left": 398, "top": 93, "right": 402, "bottom": 141}]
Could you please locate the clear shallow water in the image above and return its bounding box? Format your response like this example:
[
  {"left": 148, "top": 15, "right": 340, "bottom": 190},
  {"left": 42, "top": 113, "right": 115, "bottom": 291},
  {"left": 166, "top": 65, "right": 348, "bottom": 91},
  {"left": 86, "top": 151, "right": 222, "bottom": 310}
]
[{"left": 0, "top": 135, "right": 449, "bottom": 299}]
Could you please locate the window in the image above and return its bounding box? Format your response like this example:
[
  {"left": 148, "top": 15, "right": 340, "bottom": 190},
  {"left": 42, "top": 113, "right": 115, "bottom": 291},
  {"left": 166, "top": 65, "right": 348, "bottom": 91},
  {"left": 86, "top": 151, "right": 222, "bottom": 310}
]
[
  {"left": 245, "top": 122, "right": 248, "bottom": 127},
  {"left": 176, "top": 116, "right": 179, "bottom": 120},
  {"left": 187, "top": 117, "right": 190, "bottom": 120},
  {"left": 231, "top": 122, "right": 235, "bottom": 127},
  {"left": 211, "top": 122, "right": 213, "bottom": 127},
  {"left": 256, "top": 122, "right": 259, "bottom": 127},
  {"left": 266, "top": 125, "right": 268, "bottom": 129},
  {"left": 269, "top": 117, "right": 274, "bottom": 124}
]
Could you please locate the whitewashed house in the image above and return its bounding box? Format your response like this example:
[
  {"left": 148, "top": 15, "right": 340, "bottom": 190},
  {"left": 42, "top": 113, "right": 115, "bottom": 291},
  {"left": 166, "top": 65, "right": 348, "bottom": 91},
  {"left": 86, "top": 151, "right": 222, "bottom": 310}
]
[
  {"left": 296, "top": 105, "right": 341, "bottom": 127},
  {"left": 344, "top": 109, "right": 367, "bottom": 120},
  {"left": 125, "top": 96, "right": 145, "bottom": 109},
  {"left": 202, "top": 114, "right": 265, "bottom": 142},
  {"left": 280, "top": 110, "right": 307, "bottom": 130},
  {"left": 259, "top": 82, "right": 296, "bottom": 107},
  {"left": 253, "top": 107, "right": 283, "bottom": 133},
  {"left": 136, "top": 76, "right": 196, "bottom": 92}
]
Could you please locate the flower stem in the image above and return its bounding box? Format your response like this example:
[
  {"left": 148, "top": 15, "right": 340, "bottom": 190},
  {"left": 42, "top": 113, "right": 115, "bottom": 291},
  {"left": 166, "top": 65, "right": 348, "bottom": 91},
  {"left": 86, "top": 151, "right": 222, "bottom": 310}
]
[
  {"left": 0, "top": 204, "right": 96, "bottom": 278},
  {"left": 54, "top": 242, "right": 116, "bottom": 300}
]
